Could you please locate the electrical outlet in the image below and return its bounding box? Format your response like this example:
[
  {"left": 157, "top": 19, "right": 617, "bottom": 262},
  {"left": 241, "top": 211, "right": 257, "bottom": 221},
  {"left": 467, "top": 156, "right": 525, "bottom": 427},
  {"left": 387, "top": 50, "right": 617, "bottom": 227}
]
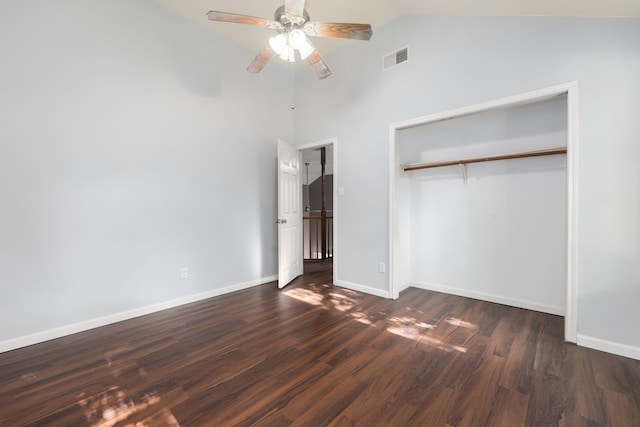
[
  {"left": 379, "top": 262, "right": 385, "bottom": 273},
  {"left": 180, "top": 268, "right": 188, "bottom": 279}
]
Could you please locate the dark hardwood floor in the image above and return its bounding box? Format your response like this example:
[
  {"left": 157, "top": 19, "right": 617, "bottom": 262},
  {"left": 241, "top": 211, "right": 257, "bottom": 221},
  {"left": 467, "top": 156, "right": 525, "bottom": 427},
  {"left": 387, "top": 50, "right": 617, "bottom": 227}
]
[{"left": 1, "top": 260, "right": 639, "bottom": 426}]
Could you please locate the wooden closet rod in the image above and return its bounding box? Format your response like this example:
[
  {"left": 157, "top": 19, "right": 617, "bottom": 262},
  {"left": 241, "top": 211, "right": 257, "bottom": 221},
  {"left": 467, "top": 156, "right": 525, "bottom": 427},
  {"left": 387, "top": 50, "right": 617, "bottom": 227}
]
[{"left": 402, "top": 147, "right": 567, "bottom": 172}]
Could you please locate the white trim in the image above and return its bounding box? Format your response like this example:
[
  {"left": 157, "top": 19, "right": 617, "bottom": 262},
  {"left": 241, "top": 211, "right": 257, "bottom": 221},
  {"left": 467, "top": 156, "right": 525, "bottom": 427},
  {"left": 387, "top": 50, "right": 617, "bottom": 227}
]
[
  {"left": 0, "top": 275, "right": 277, "bottom": 354},
  {"left": 389, "top": 81, "right": 579, "bottom": 342},
  {"left": 335, "top": 280, "right": 391, "bottom": 299},
  {"left": 411, "top": 281, "right": 565, "bottom": 316},
  {"left": 564, "top": 82, "right": 579, "bottom": 343},
  {"left": 578, "top": 335, "right": 640, "bottom": 361},
  {"left": 389, "top": 123, "right": 401, "bottom": 300},
  {"left": 298, "top": 137, "right": 338, "bottom": 286},
  {"left": 392, "top": 82, "right": 576, "bottom": 131}
]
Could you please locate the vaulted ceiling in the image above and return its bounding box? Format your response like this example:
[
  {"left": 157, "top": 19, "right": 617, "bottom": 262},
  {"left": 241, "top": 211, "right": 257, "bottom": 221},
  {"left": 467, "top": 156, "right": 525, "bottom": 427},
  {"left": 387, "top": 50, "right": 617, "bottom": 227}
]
[{"left": 152, "top": 0, "right": 640, "bottom": 54}]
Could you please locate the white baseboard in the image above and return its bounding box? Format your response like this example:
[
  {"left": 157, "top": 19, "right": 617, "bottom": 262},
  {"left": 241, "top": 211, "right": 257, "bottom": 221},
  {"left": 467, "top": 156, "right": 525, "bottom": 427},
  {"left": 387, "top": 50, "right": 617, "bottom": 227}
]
[
  {"left": 0, "top": 275, "right": 278, "bottom": 354},
  {"left": 335, "top": 280, "right": 391, "bottom": 299},
  {"left": 409, "top": 281, "right": 565, "bottom": 316},
  {"left": 578, "top": 334, "right": 640, "bottom": 361},
  {"left": 398, "top": 282, "right": 412, "bottom": 293}
]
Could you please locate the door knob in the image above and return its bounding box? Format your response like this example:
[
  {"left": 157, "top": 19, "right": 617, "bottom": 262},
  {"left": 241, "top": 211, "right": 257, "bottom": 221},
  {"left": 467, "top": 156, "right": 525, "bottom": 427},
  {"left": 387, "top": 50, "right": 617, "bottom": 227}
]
[{"left": 276, "top": 219, "right": 288, "bottom": 224}]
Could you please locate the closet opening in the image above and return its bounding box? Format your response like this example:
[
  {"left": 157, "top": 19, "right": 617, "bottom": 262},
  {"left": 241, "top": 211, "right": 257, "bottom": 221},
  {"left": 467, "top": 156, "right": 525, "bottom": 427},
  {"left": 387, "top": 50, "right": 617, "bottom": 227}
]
[{"left": 389, "top": 83, "right": 578, "bottom": 343}]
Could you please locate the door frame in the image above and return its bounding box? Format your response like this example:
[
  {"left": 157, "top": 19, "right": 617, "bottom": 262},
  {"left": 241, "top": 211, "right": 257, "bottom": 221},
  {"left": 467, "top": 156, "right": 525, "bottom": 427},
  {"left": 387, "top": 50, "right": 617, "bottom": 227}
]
[
  {"left": 389, "top": 82, "right": 579, "bottom": 343},
  {"left": 297, "top": 137, "right": 338, "bottom": 286}
]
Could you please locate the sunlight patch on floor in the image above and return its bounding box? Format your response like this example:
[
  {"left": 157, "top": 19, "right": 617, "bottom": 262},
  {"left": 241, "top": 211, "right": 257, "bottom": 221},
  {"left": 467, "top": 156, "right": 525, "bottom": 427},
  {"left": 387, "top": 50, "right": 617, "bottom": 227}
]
[
  {"left": 135, "top": 408, "right": 181, "bottom": 426},
  {"left": 446, "top": 317, "right": 479, "bottom": 331},
  {"left": 419, "top": 335, "right": 468, "bottom": 353},
  {"left": 349, "top": 311, "right": 374, "bottom": 325},
  {"left": 283, "top": 285, "right": 473, "bottom": 353},
  {"left": 386, "top": 316, "right": 434, "bottom": 341},
  {"left": 283, "top": 288, "right": 326, "bottom": 306},
  {"left": 329, "top": 292, "right": 355, "bottom": 312},
  {"left": 78, "top": 387, "right": 163, "bottom": 427},
  {"left": 74, "top": 347, "right": 181, "bottom": 427}
]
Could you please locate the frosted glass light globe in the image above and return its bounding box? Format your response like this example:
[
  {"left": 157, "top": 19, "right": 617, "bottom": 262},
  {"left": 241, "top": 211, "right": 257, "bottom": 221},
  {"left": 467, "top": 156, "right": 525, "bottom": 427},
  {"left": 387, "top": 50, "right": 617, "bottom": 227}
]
[
  {"left": 269, "top": 34, "right": 287, "bottom": 55},
  {"left": 288, "top": 29, "right": 307, "bottom": 50}
]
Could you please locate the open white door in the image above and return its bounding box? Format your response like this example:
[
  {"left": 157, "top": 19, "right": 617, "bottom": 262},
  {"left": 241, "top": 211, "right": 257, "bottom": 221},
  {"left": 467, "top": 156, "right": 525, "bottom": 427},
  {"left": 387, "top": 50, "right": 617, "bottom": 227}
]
[{"left": 277, "top": 139, "right": 303, "bottom": 288}]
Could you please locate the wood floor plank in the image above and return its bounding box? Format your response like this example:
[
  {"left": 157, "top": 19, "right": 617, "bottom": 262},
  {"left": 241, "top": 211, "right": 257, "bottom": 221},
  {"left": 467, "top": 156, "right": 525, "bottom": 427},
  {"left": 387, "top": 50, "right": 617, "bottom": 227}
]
[
  {"left": 405, "top": 384, "right": 458, "bottom": 427},
  {"left": 525, "top": 371, "right": 568, "bottom": 426},
  {"left": 446, "top": 354, "right": 504, "bottom": 427},
  {"left": 279, "top": 347, "right": 381, "bottom": 421},
  {"left": 488, "top": 314, "right": 520, "bottom": 358},
  {"left": 533, "top": 311, "right": 565, "bottom": 377},
  {"left": 485, "top": 385, "right": 528, "bottom": 427},
  {"left": 498, "top": 310, "right": 537, "bottom": 394},
  {"left": 229, "top": 360, "right": 334, "bottom": 426},
  {"left": 287, "top": 376, "right": 368, "bottom": 427},
  {"left": 601, "top": 388, "right": 640, "bottom": 427},
  {"left": 573, "top": 347, "right": 609, "bottom": 424},
  {"left": 342, "top": 349, "right": 419, "bottom": 424},
  {"left": 1, "top": 260, "right": 639, "bottom": 426}
]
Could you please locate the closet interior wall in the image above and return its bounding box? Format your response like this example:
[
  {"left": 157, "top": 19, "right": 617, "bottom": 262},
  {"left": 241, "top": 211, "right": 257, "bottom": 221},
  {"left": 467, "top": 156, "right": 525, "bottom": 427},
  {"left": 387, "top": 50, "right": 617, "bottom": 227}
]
[{"left": 397, "top": 96, "right": 568, "bottom": 315}]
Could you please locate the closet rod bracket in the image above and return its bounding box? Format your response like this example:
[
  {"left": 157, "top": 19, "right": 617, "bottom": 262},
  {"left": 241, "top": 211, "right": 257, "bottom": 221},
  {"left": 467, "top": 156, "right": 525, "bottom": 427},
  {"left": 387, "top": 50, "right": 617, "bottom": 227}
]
[{"left": 460, "top": 163, "right": 468, "bottom": 184}]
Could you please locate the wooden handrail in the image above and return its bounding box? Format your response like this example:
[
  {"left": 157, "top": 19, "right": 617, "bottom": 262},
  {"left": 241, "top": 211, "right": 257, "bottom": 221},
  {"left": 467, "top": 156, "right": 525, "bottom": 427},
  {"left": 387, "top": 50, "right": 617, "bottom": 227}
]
[{"left": 402, "top": 147, "right": 567, "bottom": 172}]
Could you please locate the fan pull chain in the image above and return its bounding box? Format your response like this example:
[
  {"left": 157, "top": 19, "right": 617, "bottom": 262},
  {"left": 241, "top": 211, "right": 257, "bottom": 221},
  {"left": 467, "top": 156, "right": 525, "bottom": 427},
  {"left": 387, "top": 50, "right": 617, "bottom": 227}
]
[{"left": 290, "top": 61, "right": 296, "bottom": 111}]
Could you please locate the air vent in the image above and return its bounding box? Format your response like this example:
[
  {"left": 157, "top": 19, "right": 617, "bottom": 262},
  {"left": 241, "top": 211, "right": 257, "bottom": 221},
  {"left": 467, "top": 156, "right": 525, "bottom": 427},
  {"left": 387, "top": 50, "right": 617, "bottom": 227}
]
[{"left": 383, "top": 46, "right": 409, "bottom": 70}]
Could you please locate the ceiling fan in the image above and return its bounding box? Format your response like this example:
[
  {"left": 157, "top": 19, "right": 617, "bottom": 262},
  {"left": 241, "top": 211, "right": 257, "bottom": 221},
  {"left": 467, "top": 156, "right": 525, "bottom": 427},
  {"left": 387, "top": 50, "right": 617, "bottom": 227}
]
[{"left": 207, "top": 0, "right": 373, "bottom": 79}]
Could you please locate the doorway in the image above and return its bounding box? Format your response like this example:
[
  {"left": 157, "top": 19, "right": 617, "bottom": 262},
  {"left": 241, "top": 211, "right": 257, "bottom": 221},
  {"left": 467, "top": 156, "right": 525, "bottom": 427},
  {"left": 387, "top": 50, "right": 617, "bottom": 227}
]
[{"left": 298, "top": 138, "right": 337, "bottom": 285}]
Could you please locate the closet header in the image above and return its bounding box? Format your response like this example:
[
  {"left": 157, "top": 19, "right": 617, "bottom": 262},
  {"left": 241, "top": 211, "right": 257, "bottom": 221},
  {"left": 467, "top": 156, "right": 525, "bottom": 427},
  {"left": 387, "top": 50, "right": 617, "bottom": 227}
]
[{"left": 402, "top": 147, "right": 567, "bottom": 173}]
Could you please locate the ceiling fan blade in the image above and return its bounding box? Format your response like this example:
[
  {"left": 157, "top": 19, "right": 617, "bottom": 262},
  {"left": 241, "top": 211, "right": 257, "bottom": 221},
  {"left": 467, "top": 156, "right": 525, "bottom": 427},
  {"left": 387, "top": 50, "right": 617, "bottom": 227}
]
[
  {"left": 304, "top": 22, "right": 372, "bottom": 41},
  {"left": 307, "top": 50, "right": 332, "bottom": 80},
  {"left": 284, "top": 0, "right": 306, "bottom": 17},
  {"left": 247, "top": 44, "right": 274, "bottom": 74},
  {"left": 207, "top": 11, "right": 282, "bottom": 30}
]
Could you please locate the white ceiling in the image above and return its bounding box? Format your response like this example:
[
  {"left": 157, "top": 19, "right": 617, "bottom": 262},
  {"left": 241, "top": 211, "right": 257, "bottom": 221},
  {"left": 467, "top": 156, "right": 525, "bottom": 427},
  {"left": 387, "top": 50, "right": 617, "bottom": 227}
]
[{"left": 152, "top": 0, "right": 640, "bottom": 54}]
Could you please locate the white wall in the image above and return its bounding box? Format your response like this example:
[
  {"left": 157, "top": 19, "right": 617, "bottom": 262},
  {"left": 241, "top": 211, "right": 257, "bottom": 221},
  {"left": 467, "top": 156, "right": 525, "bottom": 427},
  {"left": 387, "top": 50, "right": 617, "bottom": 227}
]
[
  {"left": 398, "top": 98, "right": 567, "bottom": 315},
  {"left": 293, "top": 15, "right": 640, "bottom": 357},
  {"left": 0, "top": 0, "right": 292, "bottom": 347}
]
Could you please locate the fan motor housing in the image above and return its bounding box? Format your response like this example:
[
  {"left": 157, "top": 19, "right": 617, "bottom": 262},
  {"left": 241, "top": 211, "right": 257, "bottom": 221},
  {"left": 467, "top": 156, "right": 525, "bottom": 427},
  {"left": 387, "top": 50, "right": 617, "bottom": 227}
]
[{"left": 274, "top": 5, "right": 309, "bottom": 25}]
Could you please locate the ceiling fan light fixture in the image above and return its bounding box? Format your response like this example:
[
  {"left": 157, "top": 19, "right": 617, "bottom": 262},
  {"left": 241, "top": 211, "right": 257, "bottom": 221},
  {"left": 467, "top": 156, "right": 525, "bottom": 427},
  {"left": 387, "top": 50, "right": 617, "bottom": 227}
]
[
  {"left": 270, "top": 30, "right": 313, "bottom": 62},
  {"left": 298, "top": 39, "right": 315, "bottom": 60},
  {"left": 288, "top": 29, "right": 307, "bottom": 50},
  {"left": 269, "top": 33, "right": 287, "bottom": 55},
  {"left": 279, "top": 44, "right": 296, "bottom": 62},
  {"left": 207, "top": 2, "right": 372, "bottom": 78}
]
